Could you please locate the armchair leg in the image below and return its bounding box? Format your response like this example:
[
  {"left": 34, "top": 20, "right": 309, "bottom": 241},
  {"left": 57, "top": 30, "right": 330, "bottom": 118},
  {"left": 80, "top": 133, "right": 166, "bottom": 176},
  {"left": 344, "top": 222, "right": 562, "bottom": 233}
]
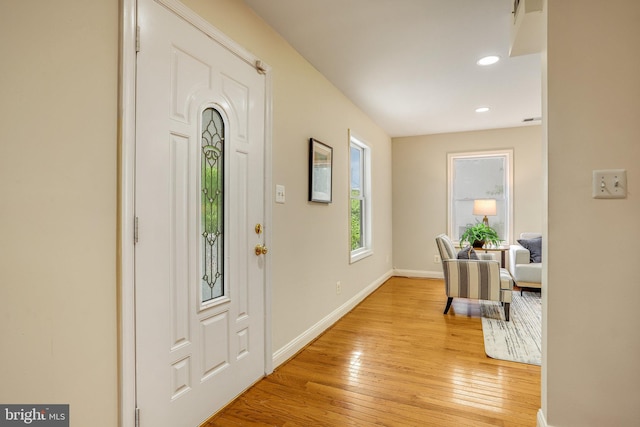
[
  {"left": 444, "top": 297, "right": 453, "bottom": 314},
  {"left": 504, "top": 302, "right": 510, "bottom": 321}
]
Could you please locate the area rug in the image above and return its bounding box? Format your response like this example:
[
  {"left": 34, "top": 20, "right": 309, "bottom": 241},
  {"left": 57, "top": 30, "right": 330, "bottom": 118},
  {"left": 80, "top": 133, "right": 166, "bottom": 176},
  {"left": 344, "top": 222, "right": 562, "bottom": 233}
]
[{"left": 480, "top": 291, "right": 541, "bottom": 366}]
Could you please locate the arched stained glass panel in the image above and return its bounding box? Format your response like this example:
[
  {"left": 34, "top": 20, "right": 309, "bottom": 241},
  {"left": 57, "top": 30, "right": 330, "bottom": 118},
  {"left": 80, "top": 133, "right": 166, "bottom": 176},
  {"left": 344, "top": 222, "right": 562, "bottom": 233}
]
[{"left": 201, "top": 108, "right": 224, "bottom": 303}]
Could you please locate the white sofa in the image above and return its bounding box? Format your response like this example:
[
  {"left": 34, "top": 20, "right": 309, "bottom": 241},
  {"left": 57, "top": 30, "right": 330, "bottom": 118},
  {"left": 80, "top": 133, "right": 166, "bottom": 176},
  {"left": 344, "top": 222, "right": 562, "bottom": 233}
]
[{"left": 508, "top": 232, "right": 542, "bottom": 292}]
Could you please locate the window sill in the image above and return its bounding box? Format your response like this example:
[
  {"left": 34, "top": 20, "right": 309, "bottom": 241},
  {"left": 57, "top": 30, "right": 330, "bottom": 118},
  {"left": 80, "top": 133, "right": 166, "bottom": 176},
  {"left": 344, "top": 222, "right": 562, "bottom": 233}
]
[{"left": 350, "top": 248, "right": 373, "bottom": 264}]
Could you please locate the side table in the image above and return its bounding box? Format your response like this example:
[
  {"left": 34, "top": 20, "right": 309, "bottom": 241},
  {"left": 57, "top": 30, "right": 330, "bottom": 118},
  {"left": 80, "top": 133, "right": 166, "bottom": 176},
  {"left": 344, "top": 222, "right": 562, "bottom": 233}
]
[{"left": 479, "top": 246, "right": 510, "bottom": 268}]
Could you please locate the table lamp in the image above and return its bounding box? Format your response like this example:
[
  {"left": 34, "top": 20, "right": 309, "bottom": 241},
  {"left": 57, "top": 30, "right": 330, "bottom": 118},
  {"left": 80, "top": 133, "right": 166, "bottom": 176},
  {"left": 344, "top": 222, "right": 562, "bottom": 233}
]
[{"left": 473, "top": 199, "right": 497, "bottom": 226}]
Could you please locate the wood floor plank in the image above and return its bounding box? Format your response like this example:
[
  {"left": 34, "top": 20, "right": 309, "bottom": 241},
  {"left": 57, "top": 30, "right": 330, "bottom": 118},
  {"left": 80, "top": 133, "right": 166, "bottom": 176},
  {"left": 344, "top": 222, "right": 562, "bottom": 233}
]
[{"left": 203, "top": 277, "right": 541, "bottom": 426}]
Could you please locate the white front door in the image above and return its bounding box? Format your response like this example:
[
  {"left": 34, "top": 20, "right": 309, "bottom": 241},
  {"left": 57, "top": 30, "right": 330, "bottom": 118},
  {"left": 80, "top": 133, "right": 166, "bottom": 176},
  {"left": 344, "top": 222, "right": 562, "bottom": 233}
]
[{"left": 134, "top": 0, "right": 267, "bottom": 425}]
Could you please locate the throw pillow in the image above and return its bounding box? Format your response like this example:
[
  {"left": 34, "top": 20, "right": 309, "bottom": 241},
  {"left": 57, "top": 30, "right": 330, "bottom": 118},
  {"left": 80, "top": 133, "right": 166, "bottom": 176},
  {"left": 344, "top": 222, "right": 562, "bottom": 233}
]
[
  {"left": 517, "top": 236, "right": 542, "bottom": 263},
  {"left": 457, "top": 246, "right": 479, "bottom": 260}
]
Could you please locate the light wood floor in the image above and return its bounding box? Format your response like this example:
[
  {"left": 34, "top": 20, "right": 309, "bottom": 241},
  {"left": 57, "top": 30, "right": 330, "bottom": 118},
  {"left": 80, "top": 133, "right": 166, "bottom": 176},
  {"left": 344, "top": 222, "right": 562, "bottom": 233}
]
[{"left": 204, "top": 277, "right": 541, "bottom": 426}]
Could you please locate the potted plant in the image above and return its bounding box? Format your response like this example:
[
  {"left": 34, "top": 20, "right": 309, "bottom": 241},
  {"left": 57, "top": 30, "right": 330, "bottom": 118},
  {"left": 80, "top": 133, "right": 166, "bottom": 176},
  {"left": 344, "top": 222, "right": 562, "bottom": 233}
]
[{"left": 459, "top": 223, "right": 502, "bottom": 248}]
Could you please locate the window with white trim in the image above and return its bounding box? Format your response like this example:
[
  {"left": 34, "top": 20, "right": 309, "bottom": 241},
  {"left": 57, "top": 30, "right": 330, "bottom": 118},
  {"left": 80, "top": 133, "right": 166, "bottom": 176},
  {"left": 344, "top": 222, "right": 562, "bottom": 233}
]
[
  {"left": 350, "top": 135, "right": 372, "bottom": 262},
  {"left": 447, "top": 150, "right": 513, "bottom": 243}
]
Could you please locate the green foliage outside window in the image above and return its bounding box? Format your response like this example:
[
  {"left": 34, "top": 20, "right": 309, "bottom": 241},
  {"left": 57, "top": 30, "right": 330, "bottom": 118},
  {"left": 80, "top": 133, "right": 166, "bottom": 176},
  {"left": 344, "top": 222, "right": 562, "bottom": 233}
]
[{"left": 351, "top": 190, "right": 363, "bottom": 250}]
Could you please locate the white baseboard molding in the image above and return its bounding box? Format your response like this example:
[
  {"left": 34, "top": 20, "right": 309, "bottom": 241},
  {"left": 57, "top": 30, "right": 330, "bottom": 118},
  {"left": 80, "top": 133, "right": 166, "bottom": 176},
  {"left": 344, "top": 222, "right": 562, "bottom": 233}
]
[
  {"left": 272, "top": 269, "right": 393, "bottom": 369},
  {"left": 393, "top": 269, "right": 443, "bottom": 279},
  {"left": 537, "top": 409, "right": 548, "bottom": 427}
]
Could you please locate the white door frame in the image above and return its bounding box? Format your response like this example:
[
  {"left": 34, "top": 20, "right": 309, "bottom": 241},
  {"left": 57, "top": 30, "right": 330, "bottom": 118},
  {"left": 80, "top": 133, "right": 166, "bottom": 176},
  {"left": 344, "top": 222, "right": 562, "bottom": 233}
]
[{"left": 118, "top": 1, "right": 273, "bottom": 426}]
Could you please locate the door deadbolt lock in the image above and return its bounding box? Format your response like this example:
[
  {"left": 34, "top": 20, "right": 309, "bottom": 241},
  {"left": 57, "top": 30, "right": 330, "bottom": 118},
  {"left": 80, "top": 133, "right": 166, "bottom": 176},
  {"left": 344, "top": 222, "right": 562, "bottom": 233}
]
[
  {"left": 254, "top": 244, "right": 268, "bottom": 256},
  {"left": 255, "top": 224, "right": 263, "bottom": 235}
]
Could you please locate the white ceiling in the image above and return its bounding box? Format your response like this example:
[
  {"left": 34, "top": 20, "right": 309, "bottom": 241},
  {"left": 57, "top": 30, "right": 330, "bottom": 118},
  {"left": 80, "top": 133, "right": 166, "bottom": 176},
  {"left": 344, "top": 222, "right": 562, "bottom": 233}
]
[{"left": 243, "top": 0, "right": 542, "bottom": 137}]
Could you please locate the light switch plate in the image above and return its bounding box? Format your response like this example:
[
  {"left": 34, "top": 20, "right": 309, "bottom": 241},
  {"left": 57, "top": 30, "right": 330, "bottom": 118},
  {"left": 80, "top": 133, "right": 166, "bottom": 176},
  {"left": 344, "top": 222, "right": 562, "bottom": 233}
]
[
  {"left": 275, "top": 184, "right": 285, "bottom": 204},
  {"left": 592, "top": 169, "right": 627, "bottom": 199}
]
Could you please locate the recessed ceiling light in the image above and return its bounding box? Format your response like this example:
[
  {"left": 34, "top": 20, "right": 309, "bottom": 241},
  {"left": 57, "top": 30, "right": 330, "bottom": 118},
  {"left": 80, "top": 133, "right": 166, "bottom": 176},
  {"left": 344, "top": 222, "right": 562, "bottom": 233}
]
[
  {"left": 475, "top": 107, "right": 490, "bottom": 113},
  {"left": 477, "top": 55, "right": 500, "bottom": 66}
]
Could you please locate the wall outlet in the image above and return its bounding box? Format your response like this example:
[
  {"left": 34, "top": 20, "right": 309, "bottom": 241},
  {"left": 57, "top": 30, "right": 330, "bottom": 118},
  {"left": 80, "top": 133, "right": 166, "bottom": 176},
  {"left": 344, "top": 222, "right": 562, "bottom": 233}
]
[
  {"left": 336, "top": 281, "right": 342, "bottom": 295},
  {"left": 434, "top": 255, "right": 441, "bottom": 263}
]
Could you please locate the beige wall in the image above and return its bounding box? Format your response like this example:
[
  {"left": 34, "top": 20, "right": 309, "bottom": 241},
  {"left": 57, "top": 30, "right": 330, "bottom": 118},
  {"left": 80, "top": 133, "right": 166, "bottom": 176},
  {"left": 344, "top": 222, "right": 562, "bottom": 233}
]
[
  {"left": 0, "top": 0, "right": 118, "bottom": 426},
  {"left": 0, "top": 0, "right": 119, "bottom": 425},
  {"left": 0, "top": 1, "right": 392, "bottom": 425},
  {"left": 392, "top": 126, "right": 543, "bottom": 273},
  {"left": 543, "top": 0, "right": 640, "bottom": 425}
]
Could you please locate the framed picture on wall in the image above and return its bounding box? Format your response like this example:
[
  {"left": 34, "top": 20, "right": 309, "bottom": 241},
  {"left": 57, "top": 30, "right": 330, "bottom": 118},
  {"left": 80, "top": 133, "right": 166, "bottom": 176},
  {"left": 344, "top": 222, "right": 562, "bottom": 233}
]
[{"left": 308, "top": 138, "right": 333, "bottom": 203}]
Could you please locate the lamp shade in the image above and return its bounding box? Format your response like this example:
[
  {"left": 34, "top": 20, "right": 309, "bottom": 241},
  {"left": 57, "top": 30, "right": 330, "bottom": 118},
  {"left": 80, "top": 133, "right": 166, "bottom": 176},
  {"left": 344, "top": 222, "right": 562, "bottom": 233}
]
[{"left": 473, "top": 199, "right": 497, "bottom": 216}]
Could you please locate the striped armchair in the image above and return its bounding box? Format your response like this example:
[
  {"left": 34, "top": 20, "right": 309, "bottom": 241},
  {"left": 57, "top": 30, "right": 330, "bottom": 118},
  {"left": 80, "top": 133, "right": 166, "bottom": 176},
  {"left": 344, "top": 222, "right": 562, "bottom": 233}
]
[{"left": 435, "top": 234, "right": 513, "bottom": 321}]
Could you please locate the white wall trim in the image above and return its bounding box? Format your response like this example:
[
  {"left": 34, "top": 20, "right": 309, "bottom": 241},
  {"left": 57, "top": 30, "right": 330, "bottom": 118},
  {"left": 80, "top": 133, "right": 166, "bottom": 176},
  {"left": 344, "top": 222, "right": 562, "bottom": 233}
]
[
  {"left": 262, "top": 61, "right": 274, "bottom": 376},
  {"left": 537, "top": 409, "right": 548, "bottom": 427},
  {"left": 393, "top": 269, "right": 444, "bottom": 279},
  {"left": 119, "top": 1, "right": 137, "bottom": 427},
  {"left": 272, "top": 270, "right": 393, "bottom": 368}
]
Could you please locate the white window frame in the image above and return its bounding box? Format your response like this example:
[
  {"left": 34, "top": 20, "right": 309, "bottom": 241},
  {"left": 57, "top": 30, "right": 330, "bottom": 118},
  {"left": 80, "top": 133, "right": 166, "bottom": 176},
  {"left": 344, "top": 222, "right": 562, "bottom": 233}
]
[
  {"left": 447, "top": 149, "right": 513, "bottom": 245},
  {"left": 349, "top": 133, "right": 372, "bottom": 263}
]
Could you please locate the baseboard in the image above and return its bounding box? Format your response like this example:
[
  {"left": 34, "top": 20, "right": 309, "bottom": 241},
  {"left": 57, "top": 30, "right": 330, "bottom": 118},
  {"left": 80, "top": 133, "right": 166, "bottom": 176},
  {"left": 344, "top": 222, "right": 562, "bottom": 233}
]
[
  {"left": 537, "top": 409, "right": 548, "bottom": 427},
  {"left": 393, "top": 269, "right": 444, "bottom": 279},
  {"left": 272, "top": 269, "right": 393, "bottom": 369}
]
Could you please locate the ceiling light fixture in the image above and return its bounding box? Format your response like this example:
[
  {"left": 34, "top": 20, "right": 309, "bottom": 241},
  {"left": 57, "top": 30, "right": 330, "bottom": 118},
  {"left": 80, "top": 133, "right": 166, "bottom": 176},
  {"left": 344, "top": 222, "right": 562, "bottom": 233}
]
[
  {"left": 475, "top": 107, "right": 490, "bottom": 113},
  {"left": 477, "top": 55, "right": 500, "bottom": 66}
]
